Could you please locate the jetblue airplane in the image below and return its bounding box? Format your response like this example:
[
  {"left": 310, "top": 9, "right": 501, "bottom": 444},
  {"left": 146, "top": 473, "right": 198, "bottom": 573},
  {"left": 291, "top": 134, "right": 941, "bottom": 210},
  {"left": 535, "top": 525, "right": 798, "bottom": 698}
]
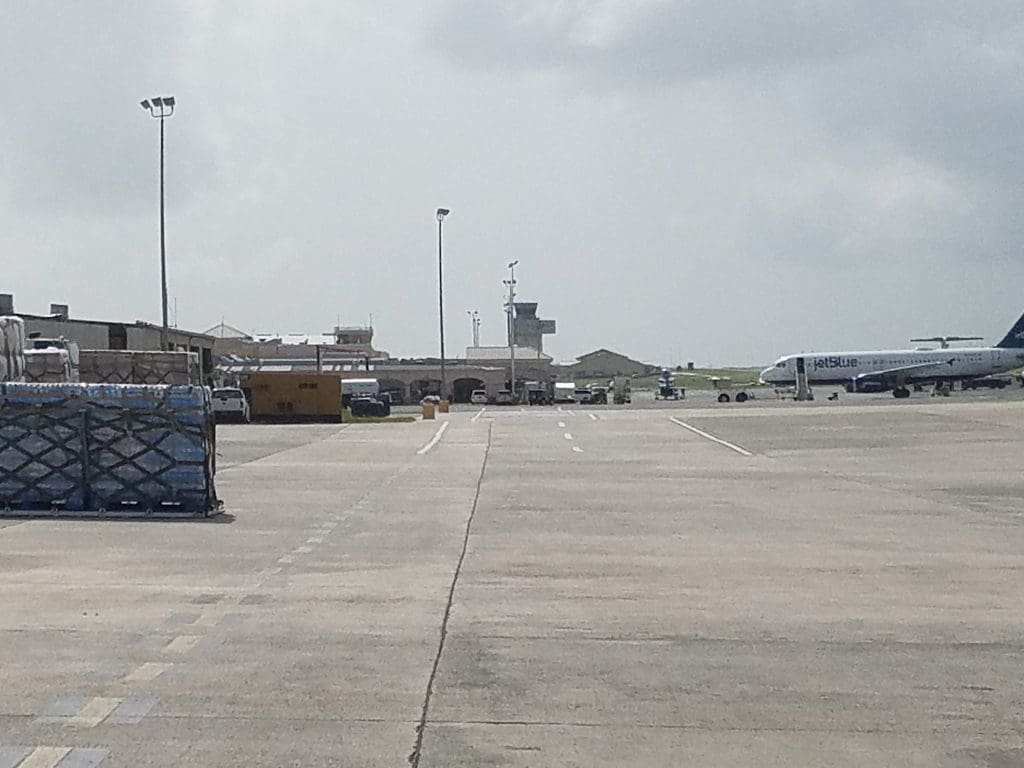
[{"left": 760, "top": 312, "right": 1024, "bottom": 398}]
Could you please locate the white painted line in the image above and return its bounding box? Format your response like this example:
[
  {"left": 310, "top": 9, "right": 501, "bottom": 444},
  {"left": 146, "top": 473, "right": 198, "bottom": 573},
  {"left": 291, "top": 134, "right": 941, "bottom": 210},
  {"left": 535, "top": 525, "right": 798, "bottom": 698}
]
[
  {"left": 269, "top": 567, "right": 283, "bottom": 575},
  {"left": 189, "top": 612, "right": 224, "bottom": 629},
  {"left": 557, "top": 421, "right": 566, "bottom": 428},
  {"left": 66, "top": 697, "right": 120, "bottom": 728},
  {"left": 417, "top": 421, "right": 450, "bottom": 455},
  {"left": 164, "top": 635, "right": 200, "bottom": 654},
  {"left": 563, "top": 432, "right": 574, "bottom": 440},
  {"left": 306, "top": 536, "right": 325, "bottom": 544},
  {"left": 669, "top": 417, "right": 753, "bottom": 456},
  {"left": 589, "top": 413, "right": 598, "bottom": 421},
  {"left": 294, "top": 546, "right": 313, "bottom": 554},
  {"left": 18, "top": 747, "right": 72, "bottom": 768},
  {"left": 124, "top": 662, "right": 172, "bottom": 683},
  {"left": 566, "top": 410, "right": 576, "bottom": 416},
  {"left": 277, "top": 555, "right": 294, "bottom": 565},
  {"left": 556, "top": 406, "right": 563, "bottom": 413},
  {"left": 471, "top": 407, "right": 486, "bottom": 422},
  {"left": 572, "top": 446, "right": 584, "bottom": 453}
]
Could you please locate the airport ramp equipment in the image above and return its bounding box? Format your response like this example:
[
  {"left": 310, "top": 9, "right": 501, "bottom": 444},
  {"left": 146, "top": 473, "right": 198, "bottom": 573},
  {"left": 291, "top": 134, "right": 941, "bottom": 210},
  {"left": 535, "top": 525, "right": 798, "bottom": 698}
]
[
  {"left": 0, "top": 383, "right": 219, "bottom": 517},
  {"left": 0, "top": 316, "right": 26, "bottom": 383}
]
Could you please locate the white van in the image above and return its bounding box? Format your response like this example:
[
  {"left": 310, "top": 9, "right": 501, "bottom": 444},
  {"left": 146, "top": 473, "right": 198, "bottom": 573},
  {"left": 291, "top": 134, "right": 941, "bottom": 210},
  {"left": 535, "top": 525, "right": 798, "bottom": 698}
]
[
  {"left": 342, "top": 378, "right": 379, "bottom": 405},
  {"left": 553, "top": 382, "right": 576, "bottom": 403}
]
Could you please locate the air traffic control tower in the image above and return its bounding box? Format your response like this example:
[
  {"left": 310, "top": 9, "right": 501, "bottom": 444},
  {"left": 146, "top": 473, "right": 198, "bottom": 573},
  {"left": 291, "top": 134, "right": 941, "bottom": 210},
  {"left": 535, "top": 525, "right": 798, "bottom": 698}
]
[{"left": 512, "top": 302, "right": 556, "bottom": 353}]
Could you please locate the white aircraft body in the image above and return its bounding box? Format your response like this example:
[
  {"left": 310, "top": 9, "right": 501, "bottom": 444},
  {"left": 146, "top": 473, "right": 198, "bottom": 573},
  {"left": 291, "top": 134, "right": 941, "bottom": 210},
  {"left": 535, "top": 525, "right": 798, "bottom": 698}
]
[{"left": 760, "top": 312, "right": 1024, "bottom": 398}]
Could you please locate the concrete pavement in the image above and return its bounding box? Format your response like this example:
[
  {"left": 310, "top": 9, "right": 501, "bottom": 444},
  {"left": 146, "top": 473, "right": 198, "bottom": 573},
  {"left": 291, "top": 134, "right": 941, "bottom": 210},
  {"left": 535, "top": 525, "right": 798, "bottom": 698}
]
[{"left": 2, "top": 398, "right": 1024, "bottom": 766}]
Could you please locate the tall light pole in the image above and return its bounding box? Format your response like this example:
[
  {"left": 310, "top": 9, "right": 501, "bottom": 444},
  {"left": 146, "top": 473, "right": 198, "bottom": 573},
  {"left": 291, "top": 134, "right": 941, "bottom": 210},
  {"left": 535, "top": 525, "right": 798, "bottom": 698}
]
[
  {"left": 140, "top": 95, "right": 176, "bottom": 351},
  {"left": 436, "top": 208, "right": 450, "bottom": 400},
  {"left": 467, "top": 310, "right": 480, "bottom": 347},
  {"left": 504, "top": 260, "right": 518, "bottom": 401}
]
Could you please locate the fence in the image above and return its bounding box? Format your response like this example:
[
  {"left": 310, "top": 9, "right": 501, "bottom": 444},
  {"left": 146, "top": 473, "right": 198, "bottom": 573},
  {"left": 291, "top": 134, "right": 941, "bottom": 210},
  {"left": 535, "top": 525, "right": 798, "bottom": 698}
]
[{"left": 0, "top": 383, "right": 219, "bottom": 517}]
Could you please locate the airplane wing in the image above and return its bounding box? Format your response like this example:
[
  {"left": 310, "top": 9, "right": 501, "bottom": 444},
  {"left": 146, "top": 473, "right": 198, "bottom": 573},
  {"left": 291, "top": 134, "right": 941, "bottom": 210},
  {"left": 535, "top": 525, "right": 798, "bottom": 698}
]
[{"left": 854, "top": 359, "right": 954, "bottom": 384}]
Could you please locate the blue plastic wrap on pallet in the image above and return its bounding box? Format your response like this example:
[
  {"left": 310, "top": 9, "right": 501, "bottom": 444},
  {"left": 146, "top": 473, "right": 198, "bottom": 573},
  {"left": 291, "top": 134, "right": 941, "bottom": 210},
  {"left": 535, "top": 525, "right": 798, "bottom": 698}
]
[{"left": 0, "top": 383, "right": 218, "bottom": 516}]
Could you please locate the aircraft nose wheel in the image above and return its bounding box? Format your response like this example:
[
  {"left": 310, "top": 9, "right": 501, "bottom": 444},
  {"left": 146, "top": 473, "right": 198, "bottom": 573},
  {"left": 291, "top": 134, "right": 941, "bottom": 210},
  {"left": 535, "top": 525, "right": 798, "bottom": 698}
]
[{"left": 893, "top": 387, "right": 911, "bottom": 399}]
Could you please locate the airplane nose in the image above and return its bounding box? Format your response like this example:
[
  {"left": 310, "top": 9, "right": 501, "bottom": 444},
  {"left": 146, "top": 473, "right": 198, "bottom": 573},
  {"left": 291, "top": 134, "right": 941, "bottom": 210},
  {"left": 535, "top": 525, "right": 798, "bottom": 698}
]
[{"left": 759, "top": 366, "right": 776, "bottom": 384}]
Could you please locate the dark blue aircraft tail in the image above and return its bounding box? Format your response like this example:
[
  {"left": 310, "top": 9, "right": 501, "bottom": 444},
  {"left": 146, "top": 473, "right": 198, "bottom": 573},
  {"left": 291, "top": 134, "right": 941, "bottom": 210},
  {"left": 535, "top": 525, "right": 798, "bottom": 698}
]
[{"left": 996, "top": 312, "right": 1024, "bottom": 348}]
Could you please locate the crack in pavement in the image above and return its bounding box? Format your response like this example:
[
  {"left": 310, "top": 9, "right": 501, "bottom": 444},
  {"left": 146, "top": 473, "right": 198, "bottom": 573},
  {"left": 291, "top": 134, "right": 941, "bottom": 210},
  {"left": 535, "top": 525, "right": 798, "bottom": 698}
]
[{"left": 408, "top": 421, "right": 493, "bottom": 768}]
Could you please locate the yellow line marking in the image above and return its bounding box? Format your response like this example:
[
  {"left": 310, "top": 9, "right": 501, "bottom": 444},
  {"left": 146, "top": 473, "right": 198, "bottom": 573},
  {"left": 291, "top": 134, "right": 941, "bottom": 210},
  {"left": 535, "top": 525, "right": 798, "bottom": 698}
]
[
  {"left": 66, "top": 697, "right": 120, "bottom": 727},
  {"left": 164, "top": 635, "right": 200, "bottom": 654},
  {"left": 18, "top": 747, "right": 72, "bottom": 768},
  {"left": 123, "top": 662, "right": 171, "bottom": 682}
]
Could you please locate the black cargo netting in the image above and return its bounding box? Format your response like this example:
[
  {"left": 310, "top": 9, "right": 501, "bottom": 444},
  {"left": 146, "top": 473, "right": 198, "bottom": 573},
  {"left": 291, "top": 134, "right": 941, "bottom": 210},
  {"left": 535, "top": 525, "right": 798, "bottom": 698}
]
[{"left": 0, "top": 386, "right": 218, "bottom": 517}]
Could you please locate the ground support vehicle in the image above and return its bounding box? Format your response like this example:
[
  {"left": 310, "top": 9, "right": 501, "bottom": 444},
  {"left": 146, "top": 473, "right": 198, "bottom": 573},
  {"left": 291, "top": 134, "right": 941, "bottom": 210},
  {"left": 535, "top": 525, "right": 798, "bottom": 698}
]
[
  {"left": 470, "top": 389, "right": 488, "bottom": 405},
  {"left": 962, "top": 376, "right": 1011, "bottom": 390},
  {"left": 553, "top": 382, "right": 576, "bottom": 403},
  {"left": 575, "top": 388, "right": 594, "bottom": 404},
  {"left": 589, "top": 386, "right": 608, "bottom": 404},
  {"left": 495, "top": 390, "right": 515, "bottom": 405},
  {"left": 212, "top": 387, "right": 251, "bottom": 423},
  {"left": 342, "top": 378, "right": 379, "bottom": 407}
]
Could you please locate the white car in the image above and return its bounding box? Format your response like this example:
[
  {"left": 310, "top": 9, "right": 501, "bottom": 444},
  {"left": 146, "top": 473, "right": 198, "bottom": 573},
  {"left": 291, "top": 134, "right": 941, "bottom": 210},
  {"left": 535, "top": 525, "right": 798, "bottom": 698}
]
[
  {"left": 212, "top": 387, "right": 250, "bottom": 423},
  {"left": 470, "top": 389, "right": 488, "bottom": 405}
]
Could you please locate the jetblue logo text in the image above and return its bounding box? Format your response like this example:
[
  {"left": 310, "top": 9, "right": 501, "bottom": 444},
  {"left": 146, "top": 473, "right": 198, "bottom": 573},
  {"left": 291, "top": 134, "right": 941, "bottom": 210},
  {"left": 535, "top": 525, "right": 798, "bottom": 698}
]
[{"left": 814, "top": 356, "right": 859, "bottom": 370}]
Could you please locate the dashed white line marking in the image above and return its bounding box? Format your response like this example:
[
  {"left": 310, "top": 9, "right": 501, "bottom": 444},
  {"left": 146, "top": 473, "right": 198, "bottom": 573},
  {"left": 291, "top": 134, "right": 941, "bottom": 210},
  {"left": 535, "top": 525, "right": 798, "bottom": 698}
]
[
  {"left": 566, "top": 410, "right": 576, "bottom": 416},
  {"left": 164, "top": 635, "right": 200, "bottom": 654},
  {"left": 471, "top": 407, "right": 486, "bottom": 422},
  {"left": 572, "top": 446, "right": 584, "bottom": 453},
  {"left": 18, "top": 747, "right": 72, "bottom": 768},
  {"left": 294, "top": 546, "right": 313, "bottom": 554},
  {"left": 669, "top": 417, "right": 753, "bottom": 456},
  {"left": 269, "top": 567, "right": 283, "bottom": 575},
  {"left": 306, "top": 536, "right": 324, "bottom": 544},
  {"left": 564, "top": 432, "right": 574, "bottom": 440},
  {"left": 417, "top": 421, "right": 450, "bottom": 455},
  {"left": 66, "top": 698, "right": 120, "bottom": 728},
  {"left": 588, "top": 413, "right": 598, "bottom": 421},
  {"left": 557, "top": 421, "right": 566, "bottom": 428},
  {"left": 189, "top": 612, "right": 224, "bottom": 629},
  {"left": 277, "top": 555, "right": 294, "bottom": 565},
  {"left": 124, "top": 662, "right": 171, "bottom": 683}
]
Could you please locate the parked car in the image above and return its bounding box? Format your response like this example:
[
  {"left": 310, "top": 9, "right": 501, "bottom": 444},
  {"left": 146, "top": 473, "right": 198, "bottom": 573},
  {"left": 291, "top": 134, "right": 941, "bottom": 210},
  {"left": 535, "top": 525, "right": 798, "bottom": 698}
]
[
  {"left": 470, "top": 389, "right": 488, "bottom": 405},
  {"left": 589, "top": 386, "right": 608, "bottom": 404},
  {"left": 212, "top": 387, "right": 251, "bottom": 423},
  {"left": 574, "top": 388, "right": 593, "bottom": 405},
  {"left": 420, "top": 395, "right": 441, "bottom": 405},
  {"left": 495, "top": 390, "right": 515, "bottom": 405}
]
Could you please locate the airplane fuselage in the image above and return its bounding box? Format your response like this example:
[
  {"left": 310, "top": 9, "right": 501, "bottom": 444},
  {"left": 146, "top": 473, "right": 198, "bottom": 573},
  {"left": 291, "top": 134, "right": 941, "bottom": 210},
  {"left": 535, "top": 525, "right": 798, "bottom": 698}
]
[{"left": 761, "top": 347, "right": 1024, "bottom": 388}]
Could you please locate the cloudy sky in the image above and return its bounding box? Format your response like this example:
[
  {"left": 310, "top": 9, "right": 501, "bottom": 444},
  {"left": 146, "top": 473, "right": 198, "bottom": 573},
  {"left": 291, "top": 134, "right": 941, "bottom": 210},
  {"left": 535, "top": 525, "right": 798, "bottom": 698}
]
[{"left": 2, "top": 1, "right": 1022, "bottom": 365}]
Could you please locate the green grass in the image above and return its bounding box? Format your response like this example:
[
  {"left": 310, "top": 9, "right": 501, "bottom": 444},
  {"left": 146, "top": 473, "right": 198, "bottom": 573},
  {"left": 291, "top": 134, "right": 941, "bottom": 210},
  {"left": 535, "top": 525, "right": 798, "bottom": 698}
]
[
  {"left": 340, "top": 409, "right": 416, "bottom": 424},
  {"left": 627, "top": 367, "right": 766, "bottom": 391}
]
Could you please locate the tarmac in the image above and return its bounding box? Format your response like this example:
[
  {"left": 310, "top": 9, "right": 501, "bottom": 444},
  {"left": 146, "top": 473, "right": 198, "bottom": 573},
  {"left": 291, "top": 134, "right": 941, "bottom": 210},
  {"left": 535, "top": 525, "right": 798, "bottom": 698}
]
[{"left": 2, "top": 391, "right": 1024, "bottom": 766}]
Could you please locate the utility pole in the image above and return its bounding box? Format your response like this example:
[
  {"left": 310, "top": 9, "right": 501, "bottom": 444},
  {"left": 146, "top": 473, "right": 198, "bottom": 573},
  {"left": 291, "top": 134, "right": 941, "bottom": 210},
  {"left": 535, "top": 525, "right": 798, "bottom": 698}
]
[
  {"left": 467, "top": 310, "right": 480, "bottom": 347},
  {"left": 435, "top": 208, "right": 450, "bottom": 400},
  {"left": 504, "top": 261, "right": 518, "bottom": 401}
]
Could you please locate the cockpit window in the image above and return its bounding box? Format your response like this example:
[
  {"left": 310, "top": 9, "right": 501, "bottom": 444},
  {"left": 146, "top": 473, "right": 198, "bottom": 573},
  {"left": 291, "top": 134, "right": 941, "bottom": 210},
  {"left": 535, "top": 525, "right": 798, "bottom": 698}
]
[{"left": 776, "top": 361, "right": 786, "bottom": 368}]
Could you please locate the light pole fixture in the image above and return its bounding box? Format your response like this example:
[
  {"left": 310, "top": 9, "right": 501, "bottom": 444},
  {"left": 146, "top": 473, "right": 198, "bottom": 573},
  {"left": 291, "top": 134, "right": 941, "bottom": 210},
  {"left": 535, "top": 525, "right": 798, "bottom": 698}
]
[
  {"left": 505, "top": 260, "right": 519, "bottom": 401},
  {"left": 436, "top": 208, "right": 450, "bottom": 401},
  {"left": 467, "top": 309, "right": 480, "bottom": 347},
  {"left": 140, "top": 95, "right": 176, "bottom": 351}
]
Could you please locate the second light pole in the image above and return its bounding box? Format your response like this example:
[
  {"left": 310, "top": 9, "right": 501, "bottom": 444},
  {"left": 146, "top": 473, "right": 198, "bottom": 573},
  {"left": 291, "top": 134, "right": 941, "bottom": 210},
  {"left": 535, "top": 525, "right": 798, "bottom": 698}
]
[
  {"left": 436, "top": 208, "right": 451, "bottom": 401},
  {"left": 140, "top": 95, "right": 176, "bottom": 351}
]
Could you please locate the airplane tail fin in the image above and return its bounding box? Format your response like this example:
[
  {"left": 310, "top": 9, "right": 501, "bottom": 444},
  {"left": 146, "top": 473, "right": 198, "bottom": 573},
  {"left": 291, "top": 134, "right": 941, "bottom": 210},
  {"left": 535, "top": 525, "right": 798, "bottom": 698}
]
[{"left": 996, "top": 312, "right": 1024, "bottom": 348}]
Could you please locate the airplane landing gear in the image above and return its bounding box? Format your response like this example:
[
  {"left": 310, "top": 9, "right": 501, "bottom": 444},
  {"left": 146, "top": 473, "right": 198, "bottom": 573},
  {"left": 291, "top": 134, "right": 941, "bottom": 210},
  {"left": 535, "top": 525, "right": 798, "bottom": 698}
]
[{"left": 893, "top": 387, "right": 911, "bottom": 399}]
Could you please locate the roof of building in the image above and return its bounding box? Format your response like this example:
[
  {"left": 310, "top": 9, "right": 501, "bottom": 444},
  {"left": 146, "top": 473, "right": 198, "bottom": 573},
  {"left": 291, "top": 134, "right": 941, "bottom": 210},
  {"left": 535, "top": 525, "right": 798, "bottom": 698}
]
[
  {"left": 572, "top": 348, "right": 650, "bottom": 365},
  {"left": 466, "top": 345, "right": 552, "bottom": 362},
  {"left": 204, "top": 322, "right": 253, "bottom": 340}
]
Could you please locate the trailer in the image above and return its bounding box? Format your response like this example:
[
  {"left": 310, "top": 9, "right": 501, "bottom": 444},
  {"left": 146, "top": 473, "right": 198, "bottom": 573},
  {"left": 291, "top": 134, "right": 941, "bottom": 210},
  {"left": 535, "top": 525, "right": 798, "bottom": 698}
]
[{"left": 243, "top": 372, "right": 342, "bottom": 422}]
